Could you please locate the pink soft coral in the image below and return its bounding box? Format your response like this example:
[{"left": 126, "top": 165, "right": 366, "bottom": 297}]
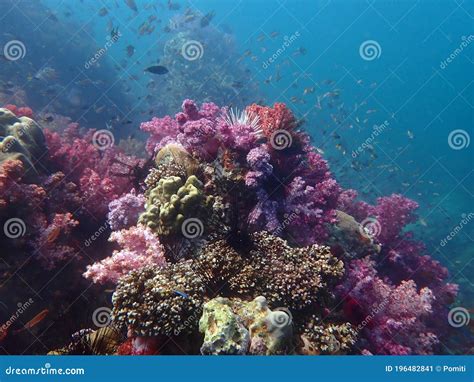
[
  {"left": 83, "top": 225, "right": 166, "bottom": 284},
  {"left": 44, "top": 123, "right": 138, "bottom": 220},
  {"left": 31, "top": 212, "right": 79, "bottom": 269}
]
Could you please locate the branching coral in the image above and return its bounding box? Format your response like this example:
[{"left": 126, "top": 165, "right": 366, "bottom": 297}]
[
  {"left": 107, "top": 189, "right": 145, "bottom": 231},
  {"left": 112, "top": 262, "right": 206, "bottom": 337},
  {"left": 338, "top": 257, "right": 440, "bottom": 355}
]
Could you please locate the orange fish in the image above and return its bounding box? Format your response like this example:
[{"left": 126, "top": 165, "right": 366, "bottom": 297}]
[
  {"left": 0, "top": 326, "right": 8, "bottom": 342},
  {"left": 46, "top": 227, "right": 61, "bottom": 243},
  {"left": 14, "top": 309, "right": 49, "bottom": 334}
]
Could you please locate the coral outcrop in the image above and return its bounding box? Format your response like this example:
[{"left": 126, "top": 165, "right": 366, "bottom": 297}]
[{"left": 79, "top": 100, "right": 462, "bottom": 355}]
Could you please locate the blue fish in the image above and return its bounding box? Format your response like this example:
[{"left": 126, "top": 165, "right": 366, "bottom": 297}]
[{"left": 173, "top": 290, "right": 189, "bottom": 299}]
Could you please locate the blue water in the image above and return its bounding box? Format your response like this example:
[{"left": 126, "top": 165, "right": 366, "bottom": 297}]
[{"left": 1, "top": 0, "right": 472, "bottom": 328}]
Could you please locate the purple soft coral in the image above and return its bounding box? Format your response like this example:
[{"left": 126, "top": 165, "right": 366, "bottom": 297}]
[
  {"left": 340, "top": 257, "right": 439, "bottom": 355},
  {"left": 107, "top": 189, "right": 145, "bottom": 231}
]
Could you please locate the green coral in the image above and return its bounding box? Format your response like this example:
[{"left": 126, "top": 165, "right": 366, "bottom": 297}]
[
  {"left": 199, "top": 296, "right": 294, "bottom": 355},
  {"left": 0, "top": 108, "right": 47, "bottom": 178},
  {"left": 199, "top": 297, "right": 250, "bottom": 355},
  {"left": 139, "top": 174, "right": 213, "bottom": 236}
]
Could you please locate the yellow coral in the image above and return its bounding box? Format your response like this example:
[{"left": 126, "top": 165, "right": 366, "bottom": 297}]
[{"left": 139, "top": 174, "right": 212, "bottom": 236}]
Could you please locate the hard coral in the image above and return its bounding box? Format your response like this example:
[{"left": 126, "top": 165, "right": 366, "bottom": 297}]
[
  {"left": 228, "top": 232, "right": 344, "bottom": 310},
  {"left": 112, "top": 262, "right": 205, "bottom": 337},
  {"left": 139, "top": 174, "right": 212, "bottom": 237},
  {"left": 0, "top": 107, "right": 47, "bottom": 177},
  {"left": 199, "top": 296, "right": 294, "bottom": 355}
]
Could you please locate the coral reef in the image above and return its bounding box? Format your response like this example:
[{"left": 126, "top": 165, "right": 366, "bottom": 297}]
[
  {"left": 111, "top": 231, "right": 348, "bottom": 354},
  {"left": 199, "top": 297, "right": 250, "bottom": 355},
  {"left": 27, "top": 99, "right": 458, "bottom": 356},
  {"left": 0, "top": 109, "right": 138, "bottom": 270},
  {"left": 112, "top": 262, "right": 206, "bottom": 337},
  {"left": 107, "top": 190, "right": 145, "bottom": 231}
]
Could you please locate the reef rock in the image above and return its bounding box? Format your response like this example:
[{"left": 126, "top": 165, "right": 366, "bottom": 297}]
[
  {"left": 199, "top": 296, "right": 293, "bottom": 355},
  {"left": 199, "top": 297, "right": 250, "bottom": 355}
]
